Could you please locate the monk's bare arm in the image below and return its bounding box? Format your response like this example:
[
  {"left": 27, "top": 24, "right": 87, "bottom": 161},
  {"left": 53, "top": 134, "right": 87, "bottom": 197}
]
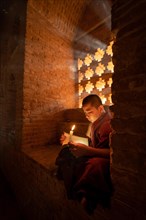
[
  {"left": 69, "top": 142, "right": 110, "bottom": 158},
  {"left": 86, "top": 147, "right": 110, "bottom": 158}
]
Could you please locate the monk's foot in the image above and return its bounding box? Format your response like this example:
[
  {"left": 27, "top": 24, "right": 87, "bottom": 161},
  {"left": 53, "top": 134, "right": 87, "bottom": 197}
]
[
  {"left": 80, "top": 196, "right": 87, "bottom": 209},
  {"left": 80, "top": 196, "right": 95, "bottom": 215}
]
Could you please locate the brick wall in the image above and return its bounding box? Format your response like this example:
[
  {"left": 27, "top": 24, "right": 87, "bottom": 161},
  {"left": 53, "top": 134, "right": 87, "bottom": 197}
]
[
  {"left": 22, "top": 0, "right": 88, "bottom": 148},
  {"left": 0, "top": 0, "right": 27, "bottom": 148},
  {"left": 111, "top": 0, "right": 146, "bottom": 218}
]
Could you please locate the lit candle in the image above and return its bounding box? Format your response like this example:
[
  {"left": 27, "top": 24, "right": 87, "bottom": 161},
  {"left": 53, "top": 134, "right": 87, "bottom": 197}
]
[{"left": 69, "top": 125, "right": 75, "bottom": 142}]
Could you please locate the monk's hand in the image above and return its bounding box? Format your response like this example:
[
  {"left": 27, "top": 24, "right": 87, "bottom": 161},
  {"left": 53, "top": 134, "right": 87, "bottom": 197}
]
[
  {"left": 60, "top": 132, "right": 67, "bottom": 145},
  {"left": 69, "top": 142, "right": 89, "bottom": 157}
]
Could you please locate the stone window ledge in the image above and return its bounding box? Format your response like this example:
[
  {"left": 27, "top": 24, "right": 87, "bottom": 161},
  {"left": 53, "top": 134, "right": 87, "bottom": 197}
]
[{"left": 22, "top": 145, "right": 61, "bottom": 172}]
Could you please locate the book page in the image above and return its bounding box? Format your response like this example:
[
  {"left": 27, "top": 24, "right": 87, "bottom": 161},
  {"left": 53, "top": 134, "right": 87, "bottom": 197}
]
[{"left": 62, "top": 132, "right": 89, "bottom": 146}]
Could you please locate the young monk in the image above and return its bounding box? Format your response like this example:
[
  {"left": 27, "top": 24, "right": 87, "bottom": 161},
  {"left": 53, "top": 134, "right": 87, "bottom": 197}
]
[{"left": 55, "top": 94, "right": 113, "bottom": 215}]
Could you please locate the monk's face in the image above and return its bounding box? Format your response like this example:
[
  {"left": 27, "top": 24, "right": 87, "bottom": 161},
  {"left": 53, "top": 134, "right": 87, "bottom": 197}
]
[{"left": 83, "top": 103, "right": 102, "bottom": 123}]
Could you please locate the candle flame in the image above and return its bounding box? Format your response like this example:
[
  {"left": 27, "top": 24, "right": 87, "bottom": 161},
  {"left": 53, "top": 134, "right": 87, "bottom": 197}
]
[{"left": 71, "top": 125, "right": 75, "bottom": 131}]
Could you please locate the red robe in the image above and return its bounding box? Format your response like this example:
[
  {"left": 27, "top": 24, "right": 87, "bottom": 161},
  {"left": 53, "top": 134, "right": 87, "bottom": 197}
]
[{"left": 55, "top": 112, "right": 113, "bottom": 214}]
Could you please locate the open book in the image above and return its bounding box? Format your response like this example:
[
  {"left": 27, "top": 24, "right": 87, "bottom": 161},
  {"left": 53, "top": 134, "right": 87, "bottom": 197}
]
[{"left": 62, "top": 132, "right": 89, "bottom": 146}]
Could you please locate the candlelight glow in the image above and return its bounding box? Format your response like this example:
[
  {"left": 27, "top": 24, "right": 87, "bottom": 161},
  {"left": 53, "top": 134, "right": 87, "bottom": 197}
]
[{"left": 71, "top": 125, "right": 75, "bottom": 131}]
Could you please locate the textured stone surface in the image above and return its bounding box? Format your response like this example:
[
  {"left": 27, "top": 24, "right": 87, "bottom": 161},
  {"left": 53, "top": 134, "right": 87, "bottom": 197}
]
[
  {"left": 20, "top": 0, "right": 91, "bottom": 148},
  {"left": 111, "top": 0, "right": 146, "bottom": 218},
  {"left": 0, "top": 0, "right": 27, "bottom": 149}
]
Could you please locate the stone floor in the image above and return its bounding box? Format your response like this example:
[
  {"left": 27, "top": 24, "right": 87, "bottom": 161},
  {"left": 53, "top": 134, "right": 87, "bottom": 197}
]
[{"left": 0, "top": 170, "right": 25, "bottom": 220}]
